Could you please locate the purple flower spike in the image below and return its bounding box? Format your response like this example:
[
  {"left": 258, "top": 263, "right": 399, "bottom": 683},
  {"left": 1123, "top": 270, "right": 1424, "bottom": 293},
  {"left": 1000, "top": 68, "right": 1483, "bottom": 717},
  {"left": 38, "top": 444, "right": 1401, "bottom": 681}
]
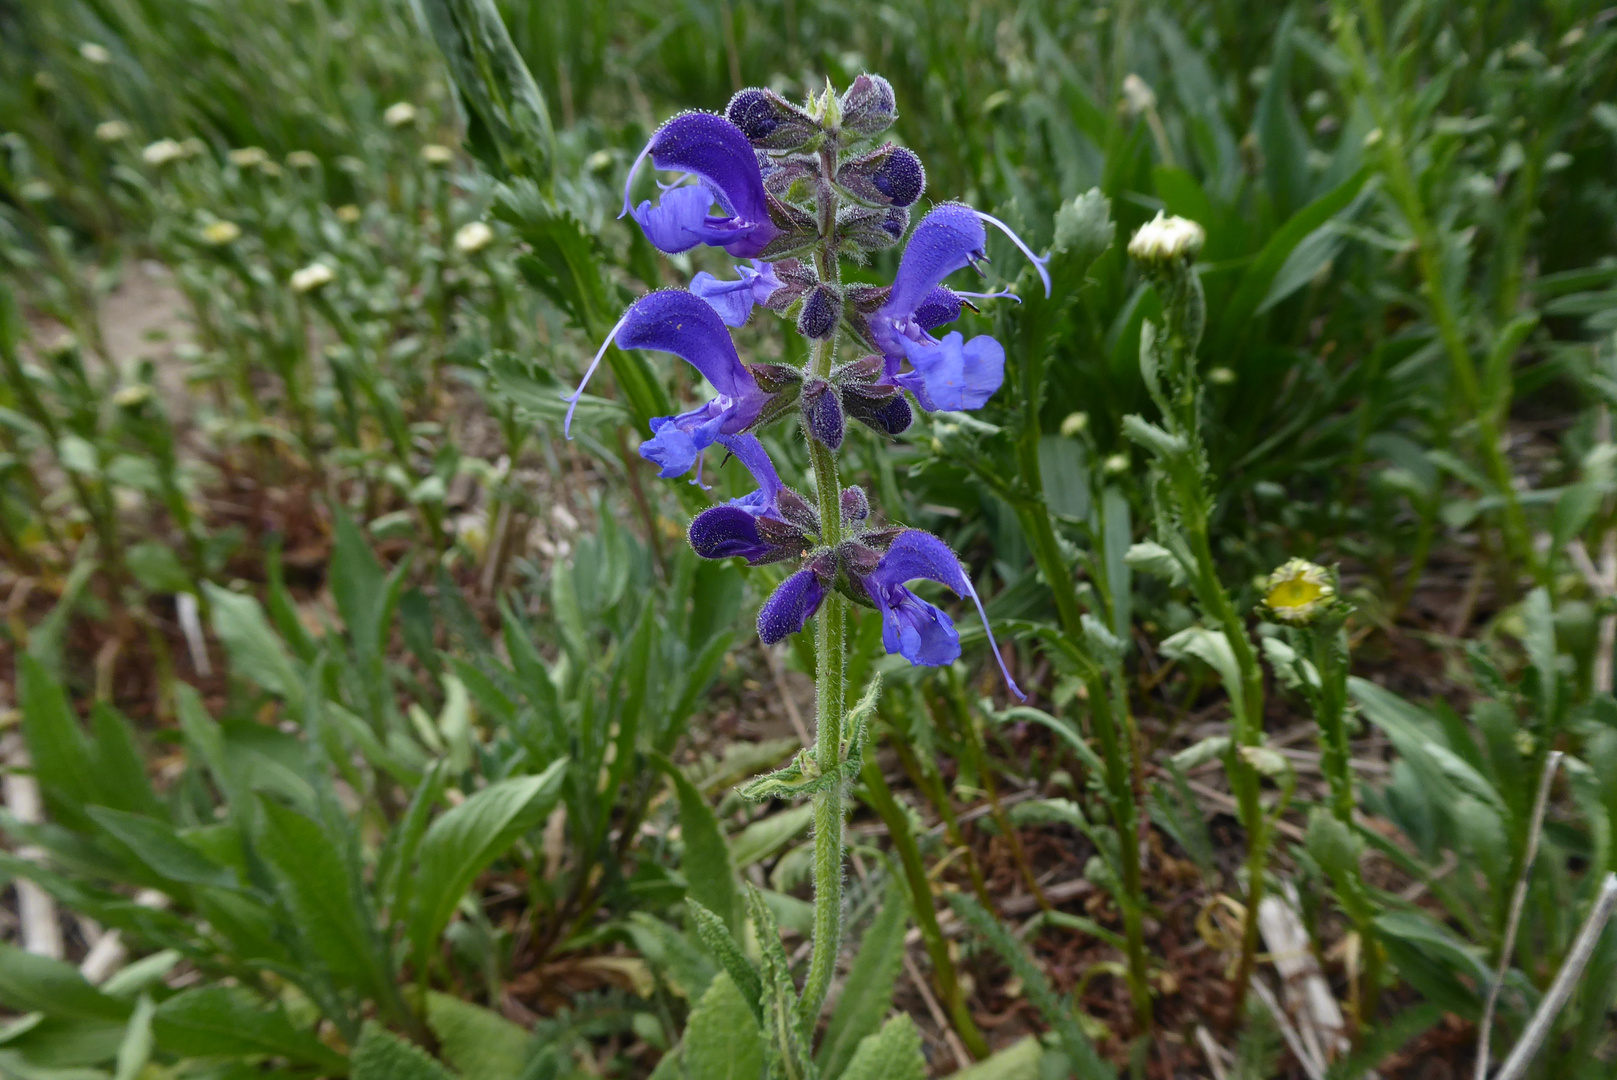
[
  {"left": 894, "top": 331, "right": 1007, "bottom": 412},
  {"left": 690, "top": 260, "right": 782, "bottom": 326},
  {"left": 859, "top": 529, "right": 1025, "bottom": 699},
  {"left": 758, "top": 568, "right": 827, "bottom": 644},
  {"left": 621, "top": 113, "right": 782, "bottom": 258}
]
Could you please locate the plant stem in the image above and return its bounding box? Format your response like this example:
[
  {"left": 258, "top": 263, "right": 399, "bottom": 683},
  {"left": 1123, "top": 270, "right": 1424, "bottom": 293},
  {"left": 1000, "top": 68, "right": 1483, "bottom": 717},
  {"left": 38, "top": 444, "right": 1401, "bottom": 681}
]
[{"left": 801, "top": 323, "right": 846, "bottom": 1024}]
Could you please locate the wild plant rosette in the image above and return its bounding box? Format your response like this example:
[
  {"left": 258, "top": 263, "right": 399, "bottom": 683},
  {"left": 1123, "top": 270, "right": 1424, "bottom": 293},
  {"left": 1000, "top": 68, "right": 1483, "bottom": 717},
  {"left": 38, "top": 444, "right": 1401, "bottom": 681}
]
[{"left": 566, "top": 76, "right": 1046, "bottom": 690}]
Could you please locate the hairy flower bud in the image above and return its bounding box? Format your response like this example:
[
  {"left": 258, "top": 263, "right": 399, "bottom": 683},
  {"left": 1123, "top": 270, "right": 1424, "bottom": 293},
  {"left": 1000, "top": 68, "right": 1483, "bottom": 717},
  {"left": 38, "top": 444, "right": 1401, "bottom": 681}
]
[
  {"left": 802, "top": 378, "right": 845, "bottom": 449},
  {"left": 796, "top": 284, "right": 842, "bottom": 340},
  {"left": 838, "top": 74, "right": 897, "bottom": 139},
  {"left": 726, "top": 88, "right": 821, "bottom": 150},
  {"left": 840, "top": 383, "right": 913, "bottom": 436},
  {"left": 840, "top": 486, "right": 870, "bottom": 524},
  {"left": 836, "top": 144, "right": 925, "bottom": 207},
  {"left": 1127, "top": 211, "right": 1205, "bottom": 264},
  {"left": 838, "top": 205, "right": 909, "bottom": 253}
]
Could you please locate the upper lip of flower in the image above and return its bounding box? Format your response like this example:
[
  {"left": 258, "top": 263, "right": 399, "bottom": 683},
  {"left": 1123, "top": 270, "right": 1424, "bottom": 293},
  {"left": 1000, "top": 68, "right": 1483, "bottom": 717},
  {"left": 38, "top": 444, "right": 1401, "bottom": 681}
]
[{"left": 619, "top": 112, "right": 781, "bottom": 257}]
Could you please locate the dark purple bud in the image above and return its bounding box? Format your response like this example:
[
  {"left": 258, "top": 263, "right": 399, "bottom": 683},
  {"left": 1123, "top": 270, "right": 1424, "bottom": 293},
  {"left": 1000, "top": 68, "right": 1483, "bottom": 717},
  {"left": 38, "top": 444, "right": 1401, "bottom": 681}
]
[
  {"left": 841, "top": 486, "right": 870, "bottom": 524},
  {"left": 838, "top": 205, "right": 909, "bottom": 253},
  {"left": 757, "top": 568, "right": 827, "bottom": 644},
  {"left": 775, "top": 488, "right": 820, "bottom": 533},
  {"left": 689, "top": 505, "right": 772, "bottom": 562},
  {"left": 796, "top": 284, "right": 842, "bottom": 340},
  {"left": 727, "top": 88, "right": 821, "bottom": 151},
  {"left": 802, "top": 378, "right": 845, "bottom": 450},
  {"left": 841, "top": 383, "right": 913, "bottom": 436},
  {"left": 839, "top": 74, "right": 897, "bottom": 139},
  {"left": 836, "top": 144, "right": 925, "bottom": 207}
]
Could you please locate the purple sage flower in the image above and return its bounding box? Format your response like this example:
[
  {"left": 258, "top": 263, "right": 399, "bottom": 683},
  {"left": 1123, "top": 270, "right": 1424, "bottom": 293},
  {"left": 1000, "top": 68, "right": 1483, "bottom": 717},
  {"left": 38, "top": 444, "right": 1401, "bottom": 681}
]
[
  {"left": 690, "top": 260, "right": 783, "bottom": 326},
  {"left": 857, "top": 529, "right": 1024, "bottom": 699},
  {"left": 621, "top": 113, "right": 782, "bottom": 258},
  {"left": 565, "top": 291, "right": 769, "bottom": 482},
  {"left": 870, "top": 203, "right": 1051, "bottom": 413}
]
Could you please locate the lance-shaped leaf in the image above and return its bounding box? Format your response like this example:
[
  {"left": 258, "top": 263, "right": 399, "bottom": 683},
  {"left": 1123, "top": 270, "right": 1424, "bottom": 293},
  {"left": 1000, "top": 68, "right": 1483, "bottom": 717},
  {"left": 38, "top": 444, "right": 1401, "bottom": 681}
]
[
  {"left": 415, "top": 0, "right": 554, "bottom": 181},
  {"left": 409, "top": 759, "right": 568, "bottom": 960}
]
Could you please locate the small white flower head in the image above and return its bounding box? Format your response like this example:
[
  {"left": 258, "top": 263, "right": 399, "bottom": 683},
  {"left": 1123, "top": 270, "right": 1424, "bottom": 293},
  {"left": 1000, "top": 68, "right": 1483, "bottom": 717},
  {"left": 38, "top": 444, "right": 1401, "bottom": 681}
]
[
  {"left": 1263, "top": 558, "right": 1335, "bottom": 624},
  {"left": 383, "top": 101, "right": 418, "bottom": 128},
  {"left": 201, "top": 220, "right": 241, "bottom": 246},
  {"left": 79, "top": 42, "right": 111, "bottom": 65},
  {"left": 1121, "top": 73, "right": 1157, "bottom": 117},
  {"left": 142, "top": 138, "right": 186, "bottom": 166},
  {"left": 1128, "top": 211, "right": 1205, "bottom": 265},
  {"left": 1103, "top": 452, "right": 1130, "bottom": 475},
  {"left": 335, "top": 204, "right": 362, "bottom": 224},
  {"left": 18, "top": 180, "right": 53, "bottom": 203},
  {"left": 289, "top": 261, "right": 335, "bottom": 294},
  {"left": 454, "top": 221, "right": 495, "bottom": 255},
  {"left": 1208, "top": 366, "right": 1236, "bottom": 385},
  {"left": 95, "top": 120, "right": 131, "bottom": 143},
  {"left": 228, "top": 147, "right": 269, "bottom": 168},
  {"left": 1362, "top": 127, "right": 1384, "bottom": 149},
  {"left": 1059, "top": 411, "right": 1089, "bottom": 438},
  {"left": 420, "top": 143, "right": 454, "bottom": 166},
  {"left": 286, "top": 150, "right": 320, "bottom": 170}
]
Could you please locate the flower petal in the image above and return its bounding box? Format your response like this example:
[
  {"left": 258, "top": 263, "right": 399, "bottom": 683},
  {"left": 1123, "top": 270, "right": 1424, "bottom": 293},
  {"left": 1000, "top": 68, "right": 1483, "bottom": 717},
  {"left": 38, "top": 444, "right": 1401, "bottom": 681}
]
[
  {"left": 878, "top": 587, "right": 961, "bottom": 666},
  {"left": 757, "top": 569, "right": 826, "bottom": 645},
  {"left": 864, "top": 530, "right": 1025, "bottom": 699},
  {"left": 886, "top": 203, "right": 985, "bottom": 317},
  {"left": 895, "top": 331, "right": 1005, "bottom": 412},
  {"left": 646, "top": 113, "right": 771, "bottom": 224},
  {"left": 630, "top": 185, "right": 718, "bottom": 254},
  {"left": 689, "top": 505, "right": 771, "bottom": 562},
  {"left": 719, "top": 433, "right": 784, "bottom": 507},
  {"left": 615, "top": 290, "right": 763, "bottom": 418}
]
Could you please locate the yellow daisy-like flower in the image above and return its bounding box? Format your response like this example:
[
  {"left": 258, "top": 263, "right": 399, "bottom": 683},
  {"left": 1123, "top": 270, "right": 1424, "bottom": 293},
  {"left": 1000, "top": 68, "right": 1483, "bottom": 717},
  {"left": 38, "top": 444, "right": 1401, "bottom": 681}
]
[{"left": 1264, "top": 558, "right": 1334, "bottom": 623}]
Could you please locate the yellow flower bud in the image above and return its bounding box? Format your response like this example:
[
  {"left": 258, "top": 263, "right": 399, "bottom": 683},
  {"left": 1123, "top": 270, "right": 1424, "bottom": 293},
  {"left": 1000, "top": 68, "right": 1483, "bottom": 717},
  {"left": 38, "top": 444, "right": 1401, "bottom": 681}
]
[
  {"left": 201, "top": 220, "right": 241, "bottom": 246},
  {"left": 1263, "top": 558, "right": 1335, "bottom": 624}
]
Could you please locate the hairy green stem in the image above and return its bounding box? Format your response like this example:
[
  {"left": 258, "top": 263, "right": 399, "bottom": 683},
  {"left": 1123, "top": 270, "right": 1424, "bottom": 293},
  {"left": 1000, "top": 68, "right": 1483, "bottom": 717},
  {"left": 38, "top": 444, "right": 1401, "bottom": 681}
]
[{"left": 800, "top": 319, "right": 845, "bottom": 1024}]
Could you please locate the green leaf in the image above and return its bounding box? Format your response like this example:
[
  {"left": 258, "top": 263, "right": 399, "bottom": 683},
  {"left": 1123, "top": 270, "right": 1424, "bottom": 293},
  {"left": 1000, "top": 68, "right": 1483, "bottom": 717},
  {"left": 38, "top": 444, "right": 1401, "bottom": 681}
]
[
  {"left": 685, "top": 901, "right": 761, "bottom": 1022},
  {"left": 253, "top": 797, "right": 390, "bottom": 1000},
  {"left": 942, "top": 1036, "right": 1044, "bottom": 1080},
  {"left": 483, "top": 350, "right": 627, "bottom": 428},
  {"left": 86, "top": 807, "right": 235, "bottom": 890},
  {"left": 425, "top": 991, "right": 528, "bottom": 1079},
  {"left": 625, "top": 913, "right": 716, "bottom": 1001},
  {"left": 111, "top": 996, "right": 154, "bottom": 1080},
  {"left": 0, "top": 945, "right": 128, "bottom": 1021},
  {"left": 351, "top": 1021, "right": 452, "bottom": 1080},
  {"left": 683, "top": 973, "right": 765, "bottom": 1080},
  {"left": 652, "top": 755, "right": 738, "bottom": 931},
  {"left": 818, "top": 877, "right": 908, "bottom": 1079},
  {"left": 837, "top": 1013, "right": 926, "bottom": 1080},
  {"left": 124, "top": 543, "right": 191, "bottom": 595},
  {"left": 947, "top": 894, "right": 1115, "bottom": 1080},
  {"left": 16, "top": 654, "right": 95, "bottom": 828},
  {"left": 410, "top": 760, "right": 568, "bottom": 958},
  {"left": 728, "top": 804, "right": 814, "bottom": 871},
  {"left": 153, "top": 986, "right": 343, "bottom": 1068},
  {"left": 202, "top": 583, "right": 301, "bottom": 705},
  {"left": 416, "top": 0, "right": 555, "bottom": 181}
]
